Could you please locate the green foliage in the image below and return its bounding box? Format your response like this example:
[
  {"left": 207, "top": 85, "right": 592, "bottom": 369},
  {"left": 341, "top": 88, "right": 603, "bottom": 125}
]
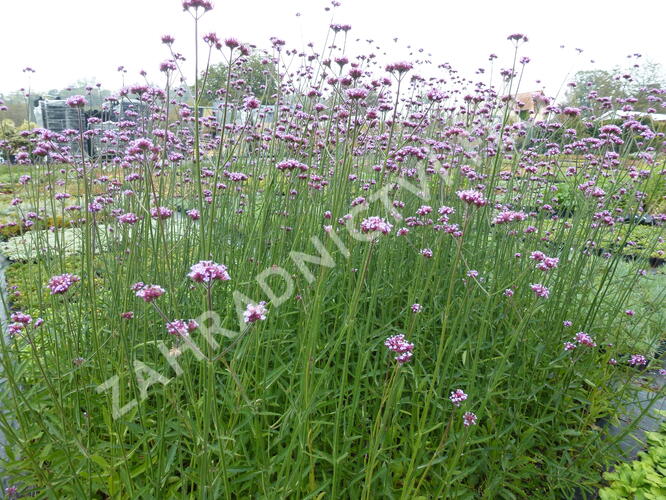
[
  {"left": 0, "top": 118, "right": 35, "bottom": 152},
  {"left": 565, "top": 61, "right": 666, "bottom": 112},
  {"left": 600, "top": 411, "right": 666, "bottom": 500},
  {"left": 198, "top": 54, "right": 278, "bottom": 106}
]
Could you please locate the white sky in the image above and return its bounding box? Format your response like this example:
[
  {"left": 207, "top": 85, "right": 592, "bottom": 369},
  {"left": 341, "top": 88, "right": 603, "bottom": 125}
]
[{"left": 1, "top": 0, "right": 664, "bottom": 98}]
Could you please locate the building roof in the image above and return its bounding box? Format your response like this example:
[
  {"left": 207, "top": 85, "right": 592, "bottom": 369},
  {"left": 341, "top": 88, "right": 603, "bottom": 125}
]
[{"left": 597, "top": 110, "right": 666, "bottom": 122}]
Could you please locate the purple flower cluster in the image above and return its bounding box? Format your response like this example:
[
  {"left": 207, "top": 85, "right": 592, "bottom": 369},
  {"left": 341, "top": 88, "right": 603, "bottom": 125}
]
[
  {"left": 530, "top": 251, "right": 559, "bottom": 271},
  {"left": 449, "top": 389, "right": 468, "bottom": 407},
  {"left": 65, "top": 95, "right": 87, "bottom": 108},
  {"left": 243, "top": 302, "right": 269, "bottom": 323},
  {"left": 134, "top": 284, "right": 166, "bottom": 302},
  {"left": 530, "top": 283, "right": 550, "bottom": 299},
  {"left": 384, "top": 334, "right": 414, "bottom": 364},
  {"left": 166, "top": 319, "right": 199, "bottom": 337},
  {"left": 457, "top": 189, "right": 487, "bottom": 207},
  {"left": 360, "top": 216, "right": 393, "bottom": 235},
  {"left": 47, "top": 273, "right": 81, "bottom": 295},
  {"left": 188, "top": 260, "right": 231, "bottom": 284}
]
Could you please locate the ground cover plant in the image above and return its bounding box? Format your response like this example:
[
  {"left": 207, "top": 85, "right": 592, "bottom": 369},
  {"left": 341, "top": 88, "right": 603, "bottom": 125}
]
[
  {"left": 599, "top": 410, "right": 666, "bottom": 500},
  {"left": 0, "top": 1, "right": 665, "bottom": 497}
]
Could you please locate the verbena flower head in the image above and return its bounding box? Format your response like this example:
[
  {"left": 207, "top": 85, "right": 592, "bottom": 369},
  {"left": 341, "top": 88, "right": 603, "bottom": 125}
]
[
  {"left": 166, "top": 319, "right": 199, "bottom": 337},
  {"left": 188, "top": 260, "right": 230, "bottom": 284},
  {"left": 150, "top": 206, "right": 173, "bottom": 220},
  {"left": 530, "top": 283, "right": 550, "bottom": 299},
  {"left": 386, "top": 61, "right": 413, "bottom": 74},
  {"left": 507, "top": 33, "right": 528, "bottom": 43},
  {"left": 47, "top": 273, "right": 81, "bottom": 295},
  {"left": 493, "top": 210, "right": 527, "bottom": 224},
  {"left": 135, "top": 284, "right": 166, "bottom": 302},
  {"left": 118, "top": 212, "right": 140, "bottom": 224},
  {"left": 457, "top": 189, "right": 487, "bottom": 207},
  {"left": 346, "top": 88, "right": 368, "bottom": 100},
  {"left": 384, "top": 333, "right": 414, "bottom": 364},
  {"left": 182, "top": 0, "right": 213, "bottom": 12},
  {"left": 360, "top": 216, "right": 392, "bottom": 235},
  {"left": 160, "top": 60, "right": 177, "bottom": 73},
  {"left": 276, "top": 159, "right": 309, "bottom": 171},
  {"left": 65, "top": 95, "right": 87, "bottom": 108},
  {"left": 463, "top": 412, "right": 478, "bottom": 427},
  {"left": 244, "top": 96, "right": 260, "bottom": 110},
  {"left": 243, "top": 302, "right": 268, "bottom": 323},
  {"left": 11, "top": 312, "right": 32, "bottom": 324},
  {"left": 574, "top": 331, "right": 596, "bottom": 347},
  {"left": 563, "top": 342, "right": 576, "bottom": 351},
  {"left": 450, "top": 389, "right": 468, "bottom": 407},
  {"left": 628, "top": 354, "right": 648, "bottom": 367}
]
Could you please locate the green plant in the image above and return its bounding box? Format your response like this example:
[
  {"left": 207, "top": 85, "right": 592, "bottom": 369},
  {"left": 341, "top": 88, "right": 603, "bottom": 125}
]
[{"left": 600, "top": 411, "right": 666, "bottom": 500}]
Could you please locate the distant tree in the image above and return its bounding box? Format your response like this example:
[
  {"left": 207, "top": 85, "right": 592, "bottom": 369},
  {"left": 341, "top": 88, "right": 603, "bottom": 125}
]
[
  {"left": 198, "top": 55, "right": 278, "bottom": 106},
  {"left": 0, "top": 93, "right": 29, "bottom": 126},
  {"left": 628, "top": 60, "right": 666, "bottom": 111},
  {"left": 564, "top": 70, "right": 628, "bottom": 109},
  {"left": 0, "top": 119, "right": 35, "bottom": 159},
  {"left": 565, "top": 61, "right": 665, "bottom": 113}
]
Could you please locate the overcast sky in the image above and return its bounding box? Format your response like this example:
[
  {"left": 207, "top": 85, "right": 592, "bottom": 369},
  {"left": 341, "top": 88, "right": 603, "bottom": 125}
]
[{"left": 1, "top": 0, "right": 664, "bottom": 97}]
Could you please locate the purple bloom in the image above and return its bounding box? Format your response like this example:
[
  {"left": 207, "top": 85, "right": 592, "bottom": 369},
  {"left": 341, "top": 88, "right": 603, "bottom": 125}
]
[
  {"left": 244, "top": 96, "right": 260, "bottom": 110},
  {"left": 65, "top": 95, "right": 87, "bottom": 108},
  {"left": 427, "top": 88, "right": 447, "bottom": 102},
  {"left": 384, "top": 334, "right": 414, "bottom": 364},
  {"left": 135, "top": 284, "right": 166, "bottom": 302},
  {"left": 166, "top": 319, "right": 199, "bottom": 337},
  {"left": 530, "top": 283, "right": 550, "bottom": 299},
  {"left": 628, "top": 354, "right": 648, "bottom": 367},
  {"left": 243, "top": 302, "right": 268, "bottom": 323},
  {"left": 188, "top": 260, "right": 230, "bottom": 284},
  {"left": 493, "top": 210, "right": 527, "bottom": 224},
  {"left": 457, "top": 189, "right": 487, "bottom": 207},
  {"left": 463, "top": 412, "right": 478, "bottom": 427},
  {"left": 160, "top": 60, "right": 177, "bottom": 72},
  {"left": 574, "top": 332, "right": 596, "bottom": 347},
  {"left": 449, "top": 389, "right": 468, "bottom": 407},
  {"left": 346, "top": 88, "right": 368, "bottom": 100},
  {"left": 360, "top": 216, "right": 393, "bottom": 235},
  {"left": 386, "top": 61, "right": 413, "bottom": 74},
  {"left": 563, "top": 342, "right": 576, "bottom": 351},
  {"left": 47, "top": 273, "right": 81, "bottom": 295},
  {"left": 10, "top": 312, "right": 32, "bottom": 324},
  {"left": 118, "top": 212, "right": 140, "bottom": 224},
  {"left": 150, "top": 206, "right": 173, "bottom": 220},
  {"left": 276, "top": 159, "right": 309, "bottom": 172},
  {"left": 182, "top": 0, "right": 213, "bottom": 12}
]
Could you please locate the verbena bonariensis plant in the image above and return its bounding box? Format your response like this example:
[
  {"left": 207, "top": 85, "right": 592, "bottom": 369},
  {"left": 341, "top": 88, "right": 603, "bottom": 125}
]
[{"left": 0, "top": 1, "right": 664, "bottom": 497}]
